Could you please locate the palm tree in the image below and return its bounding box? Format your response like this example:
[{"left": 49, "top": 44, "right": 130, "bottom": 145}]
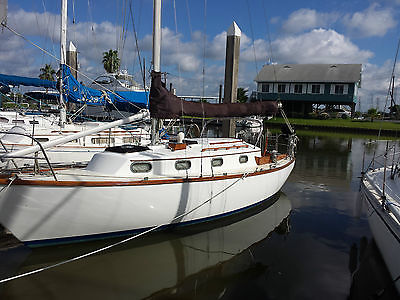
[
  {"left": 102, "top": 49, "right": 120, "bottom": 73},
  {"left": 39, "top": 64, "right": 56, "bottom": 81},
  {"left": 237, "top": 87, "right": 248, "bottom": 103}
]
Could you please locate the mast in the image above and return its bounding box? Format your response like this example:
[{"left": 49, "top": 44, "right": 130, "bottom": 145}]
[
  {"left": 151, "top": 0, "right": 161, "bottom": 144},
  {"left": 152, "top": 0, "right": 161, "bottom": 73},
  {"left": 59, "top": 0, "right": 67, "bottom": 127}
]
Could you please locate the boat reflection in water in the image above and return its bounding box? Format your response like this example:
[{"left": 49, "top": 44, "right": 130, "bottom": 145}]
[{"left": 1, "top": 192, "right": 292, "bottom": 299}]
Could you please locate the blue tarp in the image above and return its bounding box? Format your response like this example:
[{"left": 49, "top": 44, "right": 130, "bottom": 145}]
[
  {"left": 0, "top": 73, "right": 57, "bottom": 89},
  {"left": 62, "top": 65, "right": 148, "bottom": 111}
]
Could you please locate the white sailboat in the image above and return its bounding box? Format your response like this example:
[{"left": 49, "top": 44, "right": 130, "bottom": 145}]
[
  {"left": 0, "top": 0, "right": 296, "bottom": 247},
  {"left": 360, "top": 142, "right": 400, "bottom": 293}
]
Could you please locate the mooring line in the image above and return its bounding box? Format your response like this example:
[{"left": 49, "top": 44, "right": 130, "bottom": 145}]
[
  {"left": 0, "top": 176, "right": 17, "bottom": 194},
  {"left": 0, "top": 172, "right": 250, "bottom": 284}
]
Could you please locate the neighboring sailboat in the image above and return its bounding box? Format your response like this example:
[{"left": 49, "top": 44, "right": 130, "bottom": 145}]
[
  {"left": 360, "top": 40, "right": 400, "bottom": 294},
  {"left": 0, "top": 0, "right": 151, "bottom": 168},
  {"left": 0, "top": 0, "right": 296, "bottom": 247},
  {"left": 360, "top": 142, "right": 400, "bottom": 294}
]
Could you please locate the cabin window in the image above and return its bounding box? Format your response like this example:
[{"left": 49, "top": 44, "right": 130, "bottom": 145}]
[
  {"left": 130, "top": 162, "right": 152, "bottom": 173},
  {"left": 211, "top": 158, "right": 223, "bottom": 167},
  {"left": 294, "top": 84, "right": 303, "bottom": 94},
  {"left": 239, "top": 155, "right": 248, "bottom": 164},
  {"left": 94, "top": 76, "right": 112, "bottom": 85},
  {"left": 91, "top": 137, "right": 115, "bottom": 144},
  {"left": 175, "top": 160, "right": 191, "bottom": 170},
  {"left": 123, "top": 136, "right": 139, "bottom": 143},
  {"left": 12, "top": 120, "right": 25, "bottom": 124},
  {"left": 36, "top": 138, "right": 49, "bottom": 142},
  {"left": 277, "top": 84, "right": 286, "bottom": 93},
  {"left": 0, "top": 117, "right": 8, "bottom": 123}
]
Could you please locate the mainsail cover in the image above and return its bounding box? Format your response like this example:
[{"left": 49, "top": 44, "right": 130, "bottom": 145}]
[
  {"left": 62, "top": 65, "right": 148, "bottom": 111},
  {"left": 150, "top": 72, "right": 278, "bottom": 118}
]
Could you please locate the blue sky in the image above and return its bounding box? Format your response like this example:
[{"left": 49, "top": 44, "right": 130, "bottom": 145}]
[{"left": 1, "top": 0, "right": 400, "bottom": 111}]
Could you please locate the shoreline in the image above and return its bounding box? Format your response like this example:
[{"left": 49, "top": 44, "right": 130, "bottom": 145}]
[{"left": 267, "top": 122, "right": 400, "bottom": 137}]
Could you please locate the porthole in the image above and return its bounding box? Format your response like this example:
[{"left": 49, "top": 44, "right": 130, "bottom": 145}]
[
  {"left": 175, "top": 160, "right": 191, "bottom": 170},
  {"left": 211, "top": 158, "right": 223, "bottom": 167},
  {"left": 130, "top": 162, "right": 152, "bottom": 173},
  {"left": 239, "top": 155, "right": 248, "bottom": 164}
]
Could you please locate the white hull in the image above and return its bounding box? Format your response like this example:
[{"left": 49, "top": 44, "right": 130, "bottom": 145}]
[
  {"left": 0, "top": 160, "right": 293, "bottom": 245},
  {"left": 361, "top": 169, "right": 400, "bottom": 293}
]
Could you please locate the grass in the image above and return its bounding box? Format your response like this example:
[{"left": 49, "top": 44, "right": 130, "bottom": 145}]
[{"left": 268, "top": 117, "right": 400, "bottom": 131}]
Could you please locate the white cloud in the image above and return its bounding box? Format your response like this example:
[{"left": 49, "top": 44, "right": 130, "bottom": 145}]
[
  {"left": 272, "top": 29, "right": 373, "bottom": 64},
  {"left": 357, "top": 61, "right": 399, "bottom": 111},
  {"left": 282, "top": 9, "right": 339, "bottom": 34},
  {"left": 343, "top": 3, "right": 397, "bottom": 37}
]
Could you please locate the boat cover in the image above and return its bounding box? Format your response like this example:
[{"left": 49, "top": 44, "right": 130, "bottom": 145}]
[
  {"left": 0, "top": 73, "right": 57, "bottom": 89},
  {"left": 149, "top": 71, "right": 278, "bottom": 119},
  {"left": 62, "top": 65, "right": 148, "bottom": 111}
]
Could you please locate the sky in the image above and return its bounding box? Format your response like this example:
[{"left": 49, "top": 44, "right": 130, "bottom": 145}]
[{"left": 0, "top": 0, "right": 400, "bottom": 111}]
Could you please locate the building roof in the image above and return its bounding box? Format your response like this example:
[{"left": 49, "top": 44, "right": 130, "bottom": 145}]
[{"left": 254, "top": 64, "right": 362, "bottom": 83}]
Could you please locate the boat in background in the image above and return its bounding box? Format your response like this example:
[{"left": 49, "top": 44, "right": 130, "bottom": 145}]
[{"left": 360, "top": 141, "right": 400, "bottom": 293}]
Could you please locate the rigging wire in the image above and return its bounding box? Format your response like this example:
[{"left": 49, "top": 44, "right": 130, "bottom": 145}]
[
  {"left": 185, "top": 0, "right": 193, "bottom": 37},
  {"left": 128, "top": 1, "right": 147, "bottom": 94},
  {"left": 245, "top": 0, "right": 259, "bottom": 75},
  {"left": 261, "top": 0, "right": 278, "bottom": 84}
]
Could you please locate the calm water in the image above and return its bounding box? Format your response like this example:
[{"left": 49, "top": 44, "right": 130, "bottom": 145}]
[{"left": 0, "top": 132, "right": 399, "bottom": 299}]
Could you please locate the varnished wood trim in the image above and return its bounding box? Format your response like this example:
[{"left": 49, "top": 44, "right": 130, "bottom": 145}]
[
  {"left": 209, "top": 140, "right": 241, "bottom": 145},
  {"left": 4, "top": 158, "right": 295, "bottom": 187},
  {"left": 202, "top": 144, "right": 248, "bottom": 152}
]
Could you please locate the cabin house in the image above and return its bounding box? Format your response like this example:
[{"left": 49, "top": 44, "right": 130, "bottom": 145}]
[{"left": 251, "top": 64, "right": 362, "bottom": 117}]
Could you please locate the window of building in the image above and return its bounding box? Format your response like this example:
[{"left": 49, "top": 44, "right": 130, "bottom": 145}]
[
  {"left": 335, "top": 84, "right": 344, "bottom": 94},
  {"left": 311, "top": 84, "right": 321, "bottom": 94},
  {"left": 239, "top": 155, "right": 248, "bottom": 164},
  {"left": 294, "top": 84, "right": 303, "bottom": 94},
  {"left": 211, "top": 158, "right": 223, "bottom": 167},
  {"left": 278, "top": 84, "right": 286, "bottom": 93},
  {"left": 261, "top": 83, "right": 270, "bottom": 93},
  {"left": 130, "top": 162, "right": 152, "bottom": 173},
  {"left": 175, "top": 160, "right": 191, "bottom": 170}
]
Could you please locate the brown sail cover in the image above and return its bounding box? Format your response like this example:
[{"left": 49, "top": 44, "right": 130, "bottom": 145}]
[{"left": 149, "top": 72, "right": 278, "bottom": 119}]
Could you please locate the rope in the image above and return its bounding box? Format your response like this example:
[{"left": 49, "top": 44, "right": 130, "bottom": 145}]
[
  {"left": 0, "top": 176, "right": 17, "bottom": 194},
  {"left": 0, "top": 171, "right": 251, "bottom": 284}
]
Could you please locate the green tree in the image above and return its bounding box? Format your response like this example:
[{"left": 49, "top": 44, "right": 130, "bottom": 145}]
[
  {"left": 39, "top": 64, "right": 56, "bottom": 81},
  {"left": 102, "top": 49, "right": 120, "bottom": 73},
  {"left": 367, "top": 108, "right": 379, "bottom": 122},
  {"left": 237, "top": 87, "right": 248, "bottom": 103}
]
